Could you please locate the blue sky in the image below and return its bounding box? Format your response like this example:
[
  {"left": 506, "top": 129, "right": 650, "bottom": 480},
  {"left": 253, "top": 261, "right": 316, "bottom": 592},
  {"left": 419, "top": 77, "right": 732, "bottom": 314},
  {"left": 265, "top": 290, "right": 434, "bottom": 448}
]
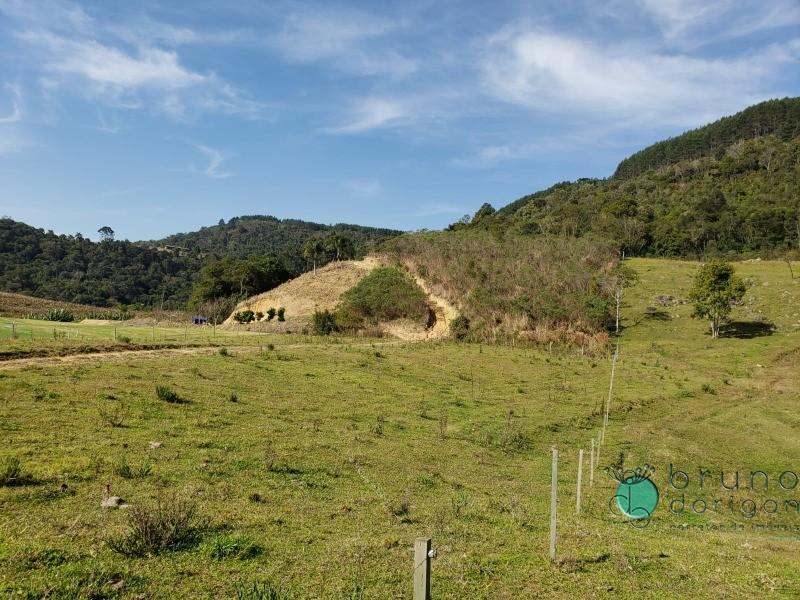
[{"left": 0, "top": 0, "right": 798, "bottom": 241}]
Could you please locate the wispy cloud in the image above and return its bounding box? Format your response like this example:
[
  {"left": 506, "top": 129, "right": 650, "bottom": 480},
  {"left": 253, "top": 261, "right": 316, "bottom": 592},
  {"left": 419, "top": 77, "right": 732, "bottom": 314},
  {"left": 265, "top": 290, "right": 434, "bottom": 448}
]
[
  {"left": 5, "top": 3, "right": 263, "bottom": 120},
  {"left": 636, "top": 0, "right": 800, "bottom": 42},
  {"left": 480, "top": 26, "right": 799, "bottom": 127},
  {"left": 267, "top": 7, "right": 415, "bottom": 77},
  {"left": 0, "top": 128, "right": 34, "bottom": 155},
  {"left": 0, "top": 83, "right": 22, "bottom": 123},
  {"left": 344, "top": 178, "right": 382, "bottom": 197},
  {"left": 326, "top": 97, "right": 410, "bottom": 134},
  {"left": 192, "top": 144, "right": 233, "bottom": 179},
  {"left": 95, "top": 110, "right": 120, "bottom": 134}
]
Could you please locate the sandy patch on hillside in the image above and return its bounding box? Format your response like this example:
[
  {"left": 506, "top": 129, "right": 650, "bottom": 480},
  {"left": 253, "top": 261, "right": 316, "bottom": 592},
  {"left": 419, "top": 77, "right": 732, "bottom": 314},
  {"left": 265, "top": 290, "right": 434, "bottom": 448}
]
[
  {"left": 225, "top": 255, "right": 459, "bottom": 341},
  {"left": 225, "top": 258, "right": 383, "bottom": 324}
]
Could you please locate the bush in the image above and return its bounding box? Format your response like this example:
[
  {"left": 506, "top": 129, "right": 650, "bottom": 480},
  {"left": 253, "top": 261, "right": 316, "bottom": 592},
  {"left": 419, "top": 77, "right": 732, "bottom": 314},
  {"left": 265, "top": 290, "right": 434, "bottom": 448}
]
[
  {"left": 218, "top": 347, "right": 230, "bottom": 357},
  {"left": 336, "top": 267, "right": 428, "bottom": 329},
  {"left": 43, "top": 308, "right": 75, "bottom": 322},
  {"left": 233, "top": 310, "right": 255, "bottom": 324},
  {"left": 310, "top": 310, "right": 339, "bottom": 335},
  {"left": 108, "top": 496, "right": 204, "bottom": 557},
  {"left": 255, "top": 311, "right": 264, "bottom": 321},
  {"left": 155, "top": 385, "right": 184, "bottom": 404},
  {"left": 266, "top": 307, "right": 276, "bottom": 321},
  {"left": 99, "top": 403, "right": 126, "bottom": 427},
  {"left": 449, "top": 315, "right": 470, "bottom": 339},
  {"left": 277, "top": 307, "right": 285, "bottom": 322}
]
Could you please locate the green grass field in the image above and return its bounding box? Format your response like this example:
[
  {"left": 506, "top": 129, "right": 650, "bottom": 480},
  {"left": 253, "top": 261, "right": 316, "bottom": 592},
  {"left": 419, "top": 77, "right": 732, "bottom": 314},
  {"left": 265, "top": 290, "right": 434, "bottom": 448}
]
[{"left": 0, "top": 259, "right": 798, "bottom": 598}]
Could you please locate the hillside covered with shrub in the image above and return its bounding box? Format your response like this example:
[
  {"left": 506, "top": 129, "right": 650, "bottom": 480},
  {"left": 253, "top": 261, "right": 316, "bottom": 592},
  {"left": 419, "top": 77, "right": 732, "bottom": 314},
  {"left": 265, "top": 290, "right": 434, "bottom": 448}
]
[
  {"left": 383, "top": 230, "right": 623, "bottom": 345},
  {"left": 484, "top": 98, "right": 800, "bottom": 257}
]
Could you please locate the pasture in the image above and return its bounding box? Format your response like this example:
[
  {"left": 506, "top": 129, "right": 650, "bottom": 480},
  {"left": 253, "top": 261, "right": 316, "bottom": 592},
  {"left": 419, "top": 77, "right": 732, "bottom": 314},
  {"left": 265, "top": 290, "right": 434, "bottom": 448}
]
[{"left": 0, "top": 259, "right": 798, "bottom": 598}]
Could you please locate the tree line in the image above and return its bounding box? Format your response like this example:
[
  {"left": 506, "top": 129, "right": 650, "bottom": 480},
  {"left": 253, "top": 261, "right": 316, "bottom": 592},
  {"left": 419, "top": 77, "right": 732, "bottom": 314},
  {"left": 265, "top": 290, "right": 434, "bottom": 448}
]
[{"left": 0, "top": 217, "right": 396, "bottom": 310}]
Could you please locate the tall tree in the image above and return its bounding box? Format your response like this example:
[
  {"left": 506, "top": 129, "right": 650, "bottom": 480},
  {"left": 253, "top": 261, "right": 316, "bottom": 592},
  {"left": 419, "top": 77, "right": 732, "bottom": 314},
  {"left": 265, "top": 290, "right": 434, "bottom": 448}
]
[
  {"left": 303, "top": 238, "right": 325, "bottom": 274},
  {"left": 98, "top": 226, "right": 115, "bottom": 242}
]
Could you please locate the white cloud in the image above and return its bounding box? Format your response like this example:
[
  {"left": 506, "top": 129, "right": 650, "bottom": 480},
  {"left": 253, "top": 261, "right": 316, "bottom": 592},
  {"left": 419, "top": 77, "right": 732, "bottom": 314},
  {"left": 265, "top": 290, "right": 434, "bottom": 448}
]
[
  {"left": 268, "top": 8, "right": 416, "bottom": 77},
  {"left": 19, "top": 31, "right": 205, "bottom": 90},
  {"left": 0, "top": 83, "right": 23, "bottom": 123},
  {"left": 192, "top": 144, "right": 233, "bottom": 179},
  {"left": 481, "top": 27, "right": 799, "bottom": 127},
  {"left": 15, "top": 30, "right": 262, "bottom": 119},
  {"left": 326, "top": 98, "right": 410, "bottom": 134}
]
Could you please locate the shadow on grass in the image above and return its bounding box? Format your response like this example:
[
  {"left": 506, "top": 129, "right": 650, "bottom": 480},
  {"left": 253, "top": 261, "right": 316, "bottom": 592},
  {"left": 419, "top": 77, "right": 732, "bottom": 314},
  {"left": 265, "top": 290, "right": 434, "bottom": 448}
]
[{"left": 720, "top": 321, "right": 776, "bottom": 339}]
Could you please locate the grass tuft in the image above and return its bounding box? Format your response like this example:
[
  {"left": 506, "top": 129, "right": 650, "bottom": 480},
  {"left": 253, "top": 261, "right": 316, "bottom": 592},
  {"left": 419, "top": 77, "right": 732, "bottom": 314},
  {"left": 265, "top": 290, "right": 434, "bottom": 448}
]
[
  {"left": 155, "top": 384, "right": 186, "bottom": 404},
  {"left": 108, "top": 496, "right": 204, "bottom": 557}
]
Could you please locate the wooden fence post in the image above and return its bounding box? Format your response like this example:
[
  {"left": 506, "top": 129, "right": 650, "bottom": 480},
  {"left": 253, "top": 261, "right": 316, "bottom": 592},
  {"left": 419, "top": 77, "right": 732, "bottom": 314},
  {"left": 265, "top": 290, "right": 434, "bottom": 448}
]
[
  {"left": 11, "top": 322, "right": 16, "bottom": 340},
  {"left": 576, "top": 448, "right": 584, "bottom": 514},
  {"left": 550, "top": 447, "right": 558, "bottom": 562},
  {"left": 413, "top": 537, "right": 432, "bottom": 600},
  {"left": 114, "top": 327, "right": 117, "bottom": 342},
  {"left": 590, "top": 438, "right": 595, "bottom": 487}
]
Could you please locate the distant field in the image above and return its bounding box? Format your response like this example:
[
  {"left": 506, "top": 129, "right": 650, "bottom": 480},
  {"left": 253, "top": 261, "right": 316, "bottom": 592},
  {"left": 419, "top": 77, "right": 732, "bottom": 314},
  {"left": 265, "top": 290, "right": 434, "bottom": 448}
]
[
  {"left": 0, "top": 292, "right": 127, "bottom": 320},
  {"left": 0, "top": 259, "right": 798, "bottom": 598}
]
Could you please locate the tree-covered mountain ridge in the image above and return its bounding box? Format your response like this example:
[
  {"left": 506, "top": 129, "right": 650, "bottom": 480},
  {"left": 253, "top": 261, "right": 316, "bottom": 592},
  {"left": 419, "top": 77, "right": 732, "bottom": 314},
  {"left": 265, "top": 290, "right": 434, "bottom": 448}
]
[
  {"left": 477, "top": 97, "right": 800, "bottom": 257},
  {"left": 0, "top": 216, "right": 401, "bottom": 308}
]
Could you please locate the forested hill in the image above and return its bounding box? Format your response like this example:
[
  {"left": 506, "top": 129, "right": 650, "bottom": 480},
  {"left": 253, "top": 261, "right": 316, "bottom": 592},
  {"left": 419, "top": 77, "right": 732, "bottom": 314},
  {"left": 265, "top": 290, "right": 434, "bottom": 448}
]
[
  {"left": 0, "top": 217, "right": 400, "bottom": 308},
  {"left": 153, "top": 216, "right": 400, "bottom": 274},
  {"left": 0, "top": 219, "right": 192, "bottom": 307},
  {"left": 613, "top": 98, "right": 800, "bottom": 179},
  {"left": 478, "top": 98, "right": 800, "bottom": 257}
]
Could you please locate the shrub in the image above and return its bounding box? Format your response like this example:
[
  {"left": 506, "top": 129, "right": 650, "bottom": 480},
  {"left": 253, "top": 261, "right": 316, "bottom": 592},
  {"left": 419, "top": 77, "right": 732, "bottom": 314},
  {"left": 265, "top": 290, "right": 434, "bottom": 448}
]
[
  {"left": 336, "top": 267, "right": 428, "bottom": 329},
  {"left": 452, "top": 490, "right": 469, "bottom": 517},
  {"left": 310, "top": 310, "right": 339, "bottom": 335},
  {"left": 266, "top": 307, "right": 276, "bottom": 321},
  {"left": 218, "top": 347, "right": 229, "bottom": 357},
  {"left": 99, "top": 403, "right": 126, "bottom": 427},
  {"left": 233, "top": 310, "right": 255, "bottom": 324},
  {"left": 155, "top": 385, "right": 184, "bottom": 404},
  {"left": 255, "top": 311, "right": 264, "bottom": 321},
  {"left": 228, "top": 392, "right": 239, "bottom": 403},
  {"left": 449, "top": 315, "right": 470, "bottom": 339},
  {"left": 383, "top": 231, "right": 621, "bottom": 338},
  {"left": 117, "top": 335, "right": 132, "bottom": 344},
  {"left": 277, "top": 307, "right": 286, "bottom": 321},
  {"left": 43, "top": 308, "right": 75, "bottom": 322},
  {"left": 108, "top": 496, "right": 204, "bottom": 556}
]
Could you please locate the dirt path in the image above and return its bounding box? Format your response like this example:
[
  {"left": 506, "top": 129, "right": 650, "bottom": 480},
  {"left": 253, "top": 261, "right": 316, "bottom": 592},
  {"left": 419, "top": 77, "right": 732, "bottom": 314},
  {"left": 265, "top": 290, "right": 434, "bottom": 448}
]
[
  {"left": 0, "top": 345, "right": 229, "bottom": 370},
  {"left": 0, "top": 339, "right": 406, "bottom": 370},
  {"left": 410, "top": 273, "right": 459, "bottom": 340}
]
